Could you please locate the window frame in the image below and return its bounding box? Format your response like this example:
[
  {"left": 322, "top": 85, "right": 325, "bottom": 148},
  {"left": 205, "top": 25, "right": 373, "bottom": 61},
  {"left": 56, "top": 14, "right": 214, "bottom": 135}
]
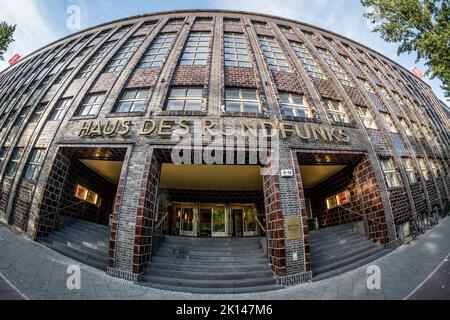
[
  {"left": 179, "top": 32, "right": 211, "bottom": 66},
  {"left": 380, "top": 158, "right": 401, "bottom": 188},
  {"left": 258, "top": 36, "right": 291, "bottom": 73},
  {"left": 418, "top": 158, "right": 429, "bottom": 180},
  {"left": 104, "top": 36, "right": 145, "bottom": 73},
  {"left": 165, "top": 87, "right": 204, "bottom": 112},
  {"left": 75, "top": 93, "right": 106, "bottom": 117},
  {"left": 279, "top": 93, "right": 311, "bottom": 118},
  {"left": 50, "top": 98, "right": 72, "bottom": 121},
  {"left": 317, "top": 48, "right": 353, "bottom": 87},
  {"left": 113, "top": 89, "right": 149, "bottom": 114},
  {"left": 223, "top": 33, "right": 251, "bottom": 68},
  {"left": 324, "top": 99, "right": 349, "bottom": 124},
  {"left": 24, "top": 148, "right": 45, "bottom": 182},
  {"left": 357, "top": 106, "right": 378, "bottom": 130},
  {"left": 5, "top": 148, "right": 23, "bottom": 177},
  {"left": 225, "top": 88, "right": 261, "bottom": 114},
  {"left": 291, "top": 42, "right": 326, "bottom": 80},
  {"left": 381, "top": 112, "right": 398, "bottom": 133},
  {"left": 139, "top": 33, "right": 177, "bottom": 69},
  {"left": 403, "top": 158, "right": 417, "bottom": 184}
]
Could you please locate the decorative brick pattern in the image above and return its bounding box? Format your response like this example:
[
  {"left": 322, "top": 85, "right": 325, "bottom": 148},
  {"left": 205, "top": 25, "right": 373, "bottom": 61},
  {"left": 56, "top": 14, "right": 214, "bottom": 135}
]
[
  {"left": 225, "top": 67, "right": 257, "bottom": 88},
  {"left": 272, "top": 71, "right": 305, "bottom": 94},
  {"left": 126, "top": 67, "right": 160, "bottom": 88},
  {"left": 172, "top": 66, "right": 207, "bottom": 86}
]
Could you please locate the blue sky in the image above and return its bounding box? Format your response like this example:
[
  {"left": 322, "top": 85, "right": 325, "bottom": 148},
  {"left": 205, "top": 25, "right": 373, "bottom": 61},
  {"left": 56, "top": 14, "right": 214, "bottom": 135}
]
[{"left": 0, "top": 0, "right": 447, "bottom": 104}]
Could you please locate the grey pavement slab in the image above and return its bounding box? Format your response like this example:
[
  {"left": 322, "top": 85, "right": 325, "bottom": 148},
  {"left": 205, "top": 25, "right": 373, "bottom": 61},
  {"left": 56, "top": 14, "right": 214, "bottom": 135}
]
[{"left": 0, "top": 217, "right": 449, "bottom": 300}]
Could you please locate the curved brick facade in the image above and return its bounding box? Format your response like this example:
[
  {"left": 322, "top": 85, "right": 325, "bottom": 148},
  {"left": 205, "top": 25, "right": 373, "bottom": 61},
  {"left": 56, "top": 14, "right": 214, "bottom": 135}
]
[{"left": 0, "top": 10, "right": 449, "bottom": 284}]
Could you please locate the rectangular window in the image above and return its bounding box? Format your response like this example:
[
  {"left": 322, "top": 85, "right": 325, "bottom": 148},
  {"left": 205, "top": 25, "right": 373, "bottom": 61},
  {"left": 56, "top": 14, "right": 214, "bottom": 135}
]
[
  {"left": 75, "top": 93, "right": 105, "bottom": 116},
  {"left": 75, "top": 184, "right": 101, "bottom": 207},
  {"left": 430, "top": 161, "right": 439, "bottom": 177},
  {"left": 113, "top": 89, "right": 149, "bottom": 113},
  {"left": 403, "top": 158, "right": 417, "bottom": 184},
  {"left": 399, "top": 118, "right": 413, "bottom": 136},
  {"left": 381, "top": 112, "right": 398, "bottom": 133},
  {"left": 30, "top": 103, "right": 47, "bottom": 123},
  {"left": 0, "top": 147, "right": 6, "bottom": 171},
  {"left": 357, "top": 106, "right": 378, "bottom": 129},
  {"left": 418, "top": 158, "right": 429, "bottom": 180},
  {"left": 380, "top": 158, "right": 400, "bottom": 188},
  {"left": 139, "top": 33, "right": 177, "bottom": 68},
  {"left": 224, "top": 33, "right": 251, "bottom": 67},
  {"left": 180, "top": 32, "right": 211, "bottom": 66},
  {"left": 225, "top": 88, "right": 261, "bottom": 113},
  {"left": 166, "top": 87, "right": 203, "bottom": 111},
  {"left": 317, "top": 48, "right": 353, "bottom": 87},
  {"left": 279, "top": 93, "right": 310, "bottom": 117},
  {"left": 360, "top": 79, "right": 375, "bottom": 94},
  {"left": 13, "top": 107, "right": 30, "bottom": 127},
  {"left": 324, "top": 99, "right": 349, "bottom": 124},
  {"left": 291, "top": 42, "right": 326, "bottom": 80},
  {"left": 258, "top": 36, "right": 291, "bottom": 72},
  {"left": 105, "top": 36, "right": 144, "bottom": 73},
  {"left": 50, "top": 98, "right": 72, "bottom": 121},
  {"left": 6, "top": 148, "right": 23, "bottom": 177},
  {"left": 78, "top": 41, "right": 117, "bottom": 78},
  {"left": 24, "top": 148, "right": 45, "bottom": 181},
  {"left": 412, "top": 122, "right": 424, "bottom": 138}
]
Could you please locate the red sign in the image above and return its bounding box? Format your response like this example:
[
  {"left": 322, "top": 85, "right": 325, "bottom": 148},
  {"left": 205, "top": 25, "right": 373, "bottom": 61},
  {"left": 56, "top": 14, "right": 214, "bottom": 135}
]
[
  {"left": 337, "top": 190, "right": 350, "bottom": 206},
  {"left": 410, "top": 66, "right": 424, "bottom": 79},
  {"left": 8, "top": 54, "right": 21, "bottom": 66}
]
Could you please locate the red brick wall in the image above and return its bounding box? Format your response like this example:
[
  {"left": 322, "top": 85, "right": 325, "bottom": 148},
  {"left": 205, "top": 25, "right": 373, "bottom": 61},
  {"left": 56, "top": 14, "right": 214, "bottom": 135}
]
[
  {"left": 313, "top": 78, "right": 340, "bottom": 100},
  {"left": 272, "top": 71, "right": 305, "bottom": 94},
  {"left": 263, "top": 174, "right": 286, "bottom": 276},
  {"left": 225, "top": 67, "right": 257, "bottom": 88},
  {"left": 389, "top": 186, "right": 411, "bottom": 224},
  {"left": 126, "top": 67, "right": 160, "bottom": 88},
  {"left": 172, "top": 66, "right": 207, "bottom": 86},
  {"left": 9, "top": 181, "right": 35, "bottom": 231}
]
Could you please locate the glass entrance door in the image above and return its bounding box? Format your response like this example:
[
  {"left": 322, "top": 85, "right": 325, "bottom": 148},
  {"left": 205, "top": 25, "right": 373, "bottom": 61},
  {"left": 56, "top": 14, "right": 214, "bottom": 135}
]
[
  {"left": 232, "top": 208, "right": 243, "bottom": 237},
  {"left": 177, "top": 204, "right": 196, "bottom": 237},
  {"left": 243, "top": 205, "right": 258, "bottom": 236},
  {"left": 212, "top": 205, "right": 227, "bottom": 237}
]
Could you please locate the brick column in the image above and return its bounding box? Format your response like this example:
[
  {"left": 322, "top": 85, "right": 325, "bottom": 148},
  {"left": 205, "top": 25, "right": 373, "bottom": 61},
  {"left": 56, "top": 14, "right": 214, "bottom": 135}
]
[{"left": 263, "top": 143, "right": 312, "bottom": 286}]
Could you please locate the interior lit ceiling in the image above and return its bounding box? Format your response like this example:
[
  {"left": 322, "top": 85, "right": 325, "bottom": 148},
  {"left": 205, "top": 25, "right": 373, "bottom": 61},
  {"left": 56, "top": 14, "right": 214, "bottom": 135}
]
[
  {"left": 79, "top": 160, "right": 124, "bottom": 184},
  {"left": 160, "top": 164, "right": 263, "bottom": 190},
  {"left": 299, "top": 165, "right": 347, "bottom": 189}
]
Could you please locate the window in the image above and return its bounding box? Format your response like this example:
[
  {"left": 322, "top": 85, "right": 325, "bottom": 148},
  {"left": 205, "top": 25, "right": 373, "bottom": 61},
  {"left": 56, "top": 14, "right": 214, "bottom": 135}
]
[
  {"left": 324, "top": 99, "right": 349, "bottom": 124},
  {"left": 24, "top": 149, "right": 45, "bottom": 181},
  {"left": 6, "top": 148, "right": 23, "bottom": 177},
  {"left": 54, "top": 68, "right": 72, "bottom": 85},
  {"left": 113, "top": 89, "right": 148, "bottom": 113},
  {"left": 403, "top": 158, "right": 417, "bottom": 184},
  {"left": 13, "top": 107, "right": 30, "bottom": 127},
  {"left": 0, "top": 148, "right": 6, "bottom": 170},
  {"left": 224, "top": 33, "right": 251, "bottom": 67},
  {"left": 418, "top": 158, "right": 429, "bottom": 180},
  {"left": 357, "top": 107, "right": 378, "bottom": 129},
  {"left": 166, "top": 88, "right": 203, "bottom": 111},
  {"left": 258, "top": 36, "right": 291, "bottom": 72},
  {"left": 105, "top": 36, "right": 144, "bottom": 73},
  {"left": 399, "top": 118, "right": 413, "bottom": 136},
  {"left": 381, "top": 112, "right": 398, "bottom": 133},
  {"left": 225, "top": 89, "right": 261, "bottom": 113},
  {"left": 379, "top": 86, "right": 391, "bottom": 100},
  {"left": 50, "top": 98, "right": 72, "bottom": 121},
  {"left": 224, "top": 18, "right": 241, "bottom": 24},
  {"left": 180, "top": 32, "right": 211, "bottom": 66},
  {"left": 412, "top": 122, "right": 423, "bottom": 138},
  {"left": 139, "top": 33, "right": 176, "bottom": 68},
  {"left": 360, "top": 79, "right": 375, "bottom": 94},
  {"left": 75, "top": 184, "right": 102, "bottom": 207},
  {"left": 430, "top": 161, "right": 439, "bottom": 177},
  {"left": 167, "top": 18, "right": 184, "bottom": 26},
  {"left": 326, "top": 196, "right": 338, "bottom": 210},
  {"left": 279, "top": 93, "right": 310, "bottom": 117},
  {"left": 252, "top": 21, "right": 268, "bottom": 29},
  {"left": 30, "top": 103, "right": 47, "bottom": 123},
  {"left": 76, "top": 93, "right": 105, "bottom": 116},
  {"left": 78, "top": 41, "right": 116, "bottom": 78},
  {"left": 317, "top": 48, "right": 353, "bottom": 87},
  {"left": 380, "top": 158, "right": 400, "bottom": 188},
  {"left": 291, "top": 42, "right": 326, "bottom": 80}
]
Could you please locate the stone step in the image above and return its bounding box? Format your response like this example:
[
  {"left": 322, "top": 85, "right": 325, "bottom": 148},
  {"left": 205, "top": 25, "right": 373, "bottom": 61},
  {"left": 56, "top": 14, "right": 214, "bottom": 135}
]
[
  {"left": 311, "top": 240, "right": 376, "bottom": 264},
  {"left": 162, "top": 236, "right": 259, "bottom": 246},
  {"left": 72, "top": 220, "right": 110, "bottom": 232},
  {"left": 154, "top": 251, "right": 266, "bottom": 261},
  {"left": 313, "top": 246, "right": 384, "bottom": 275},
  {"left": 156, "top": 247, "right": 264, "bottom": 257},
  {"left": 152, "top": 256, "right": 268, "bottom": 267},
  {"left": 146, "top": 268, "right": 274, "bottom": 281},
  {"left": 310, "top": 232, "right": 363, "bottom": 247},
  {"left": 310, "top": 227, "right": 355, "bottom": 240},
  {"left": 141, "top": 274, "right": 276, "bottom": 289},
  {"left": 42, "top": 242, "right": 107, "bottom": 271},
  {"left": 138, "top": 281, "right": 282, "bottom": 294},
  {"left": 313, "top": 249, "right": 391, "bottom": 281},
  {"left": 147, "top": 262, "right": 270, "bottom": 273},
  {"left": 48, "top": 232, "right": 108, "bottom": 250},
  {"left": 57, "top": 228, "right": 110, "bottom": 243},
  {"left": 310, "top": 234, "right": 369, "bottom": 253},
  {"left": 160, "top": 243, "right": 261, "bottom": 252},
  {"left": 43, "top": 237, "right": 108, "bottom": 258}
]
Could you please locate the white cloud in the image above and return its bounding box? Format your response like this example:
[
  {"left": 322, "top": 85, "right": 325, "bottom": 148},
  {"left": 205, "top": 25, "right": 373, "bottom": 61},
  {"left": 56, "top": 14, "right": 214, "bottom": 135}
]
[{"left": 0, "top": 0, "right": 59, "bottom": 71}]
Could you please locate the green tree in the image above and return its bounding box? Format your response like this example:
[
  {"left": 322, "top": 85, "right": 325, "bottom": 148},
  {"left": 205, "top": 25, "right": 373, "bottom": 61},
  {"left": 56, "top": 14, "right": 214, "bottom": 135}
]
[
  {"left": 361, "top": 0, "right": 449, "bottom": 97},
  {"left": 0, "top": 21, "right": 16, "bottom": 61}
]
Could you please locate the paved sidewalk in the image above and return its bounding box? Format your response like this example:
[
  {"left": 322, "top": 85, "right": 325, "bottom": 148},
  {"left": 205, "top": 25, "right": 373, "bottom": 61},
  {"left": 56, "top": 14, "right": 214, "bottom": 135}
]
[{"left": 0, "top": 217, "right": 450, "bottom": 300}]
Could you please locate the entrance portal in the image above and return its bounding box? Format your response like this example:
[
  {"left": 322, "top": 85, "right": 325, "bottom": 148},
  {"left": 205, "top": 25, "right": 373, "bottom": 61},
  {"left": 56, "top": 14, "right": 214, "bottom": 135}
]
[{"left": 157, "top": 164, "right": 265, "bottom": 238}]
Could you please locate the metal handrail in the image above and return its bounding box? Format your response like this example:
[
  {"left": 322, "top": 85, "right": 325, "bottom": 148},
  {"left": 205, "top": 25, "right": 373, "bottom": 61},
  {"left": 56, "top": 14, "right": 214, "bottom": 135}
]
[
  {"left": 337, "top": 205, "right": 384, "bottom": 226},
  {"left": 155, "top": 212, "right": 169, "bottom": 230},
  {"left": 255, "top": 215, "right": 266, "bottom": 233}
]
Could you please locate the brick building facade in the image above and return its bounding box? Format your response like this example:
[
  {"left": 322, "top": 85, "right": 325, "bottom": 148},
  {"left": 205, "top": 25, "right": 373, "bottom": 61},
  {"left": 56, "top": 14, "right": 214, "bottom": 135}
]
[{"left": 0, "top": 10, "right": 449, "bottom": 288}]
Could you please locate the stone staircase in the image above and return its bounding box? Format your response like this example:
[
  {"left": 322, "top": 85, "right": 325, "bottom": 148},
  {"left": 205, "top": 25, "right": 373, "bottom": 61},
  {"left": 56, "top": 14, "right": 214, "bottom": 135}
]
[
  {"left": 310, "top": 223, "right": 391, "bottom": 281},
  {"left": 40, "top": 220, "right": 110, "bottom": 271},
  {"left": 141, "top": 236, "right": 281, "bottom": 294}
]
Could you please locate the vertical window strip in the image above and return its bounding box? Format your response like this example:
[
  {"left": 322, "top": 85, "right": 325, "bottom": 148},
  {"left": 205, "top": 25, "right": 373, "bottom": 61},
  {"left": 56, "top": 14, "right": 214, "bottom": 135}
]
[
  {"left": 317, "top": 48, "right": 353, "bottom": 87},
  {"left": 78, "top": 41, "right": 117, "bottom": 78},
  {"left": 291, "top": 42, "right": 326, "bottom": 80},
  {"left": 139, "top": 33, "right": 177, "bottom": 68},
  {"left": 180, "top": 32, "right": 211, "bottom": 66},
  {"left": 224, "top": 33, "right": 251, "bottom": 67},
  {"left": 105, "top": 36, "right": 145, "bottom": 73},
  {"left": 258, "top": 36, "right": 291, "bottom": 72}
]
